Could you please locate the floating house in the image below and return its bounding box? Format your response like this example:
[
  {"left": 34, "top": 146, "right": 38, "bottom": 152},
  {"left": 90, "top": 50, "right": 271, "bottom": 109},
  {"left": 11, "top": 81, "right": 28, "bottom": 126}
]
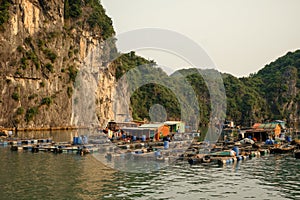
[
  {"left": 164, "top": 121, "right": 185, "bottom": 133},
  {"left": 106, "top": 121, "right": 139, "bottom": 132},
  {"left": 115, "top": 121, "right": 185, "bottom": 141},
  {"left": 220, "top": 128, "right": 239, "bottom": 141},
  {"left": 244, "top": 121, "right": 285, "bottom": 142},
  {"left": 139, "top": 123, "right": 170, "bottom": 140},
  {"left": 122, "top": 127, "right": 152, "bottom": 139}
]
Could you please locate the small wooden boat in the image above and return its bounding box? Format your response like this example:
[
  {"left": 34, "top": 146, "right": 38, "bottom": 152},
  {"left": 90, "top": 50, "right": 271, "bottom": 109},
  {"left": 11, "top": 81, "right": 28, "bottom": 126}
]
[
  {"left": 188, "top": 154, "right": 206, "bottom": 165},
  {"left": 188, "top": 158, "right": 200, "bottom": 165},
  {"left": 202, "top": 155, "right": 211, "bottom": 163},
  {"left": 258, "top": 149, "right": 269, "bottom": 156},
  {"left": 294, "top": 150, "right": 300, "bottom": 159},
  {"left": 270, "top": 145, "right": 295, "bottom": 154},
  {"left": 10, "top": 145, "right": 18, "bottom": 151}
]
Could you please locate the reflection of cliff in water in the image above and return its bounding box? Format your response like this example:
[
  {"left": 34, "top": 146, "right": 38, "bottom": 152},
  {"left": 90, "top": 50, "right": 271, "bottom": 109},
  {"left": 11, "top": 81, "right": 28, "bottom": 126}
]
[{"left": 15, "top": 130, "right": 79, "bottom": 143}]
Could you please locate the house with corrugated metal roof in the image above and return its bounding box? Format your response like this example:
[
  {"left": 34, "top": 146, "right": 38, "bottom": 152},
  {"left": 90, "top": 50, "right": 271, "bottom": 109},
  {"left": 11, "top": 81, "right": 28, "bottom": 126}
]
[{"left": 244, "top": 121, "right": 283, "bottom": 142}]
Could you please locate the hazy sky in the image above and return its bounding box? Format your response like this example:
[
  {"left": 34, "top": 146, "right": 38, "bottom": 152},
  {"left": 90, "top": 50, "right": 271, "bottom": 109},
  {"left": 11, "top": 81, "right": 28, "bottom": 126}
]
[{"left": 102, "top": 0, "right": 300, "bottom": 77}]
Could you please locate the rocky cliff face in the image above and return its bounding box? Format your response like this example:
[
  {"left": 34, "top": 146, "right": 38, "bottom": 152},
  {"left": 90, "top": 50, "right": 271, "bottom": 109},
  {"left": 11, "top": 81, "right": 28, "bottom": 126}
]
[
  {"left": 0, "top": 0, "right": 116, "bottom": 128},
  {"left": 280, "top": 67, "right": 298, "bottom": 121}
]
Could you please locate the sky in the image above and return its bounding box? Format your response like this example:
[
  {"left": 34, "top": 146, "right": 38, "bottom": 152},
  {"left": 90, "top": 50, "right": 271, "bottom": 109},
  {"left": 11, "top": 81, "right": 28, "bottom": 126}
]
[{"left": 102, "top": 0, "right": 300, "bottom": 77}]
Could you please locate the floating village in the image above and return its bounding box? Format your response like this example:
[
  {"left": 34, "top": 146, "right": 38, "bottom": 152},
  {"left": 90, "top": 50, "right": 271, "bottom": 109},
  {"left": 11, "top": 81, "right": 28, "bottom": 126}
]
[{"left": 0, "top": 119, "right": 300, "bottom": 167}]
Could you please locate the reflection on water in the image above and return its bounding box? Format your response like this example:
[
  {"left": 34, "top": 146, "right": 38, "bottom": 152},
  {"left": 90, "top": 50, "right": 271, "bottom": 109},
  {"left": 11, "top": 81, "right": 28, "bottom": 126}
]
[
  {"left": 14, "top": 129, "right": 97, "bottom": 143},
  {"left": 0, "top": 131, "right": 299, "bottom": 199}
]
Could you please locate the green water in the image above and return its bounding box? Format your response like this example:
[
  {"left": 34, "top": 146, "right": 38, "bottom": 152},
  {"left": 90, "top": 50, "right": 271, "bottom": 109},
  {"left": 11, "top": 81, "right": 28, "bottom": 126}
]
[{"left": 0, "top": 132, "right": 299, "bottom": 199}]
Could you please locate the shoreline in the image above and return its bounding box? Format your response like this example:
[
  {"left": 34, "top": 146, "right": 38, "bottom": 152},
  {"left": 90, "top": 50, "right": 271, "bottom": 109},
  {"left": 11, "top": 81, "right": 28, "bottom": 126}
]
[{"left": 1, "top": 126, "right": 99, "bottom": 132}]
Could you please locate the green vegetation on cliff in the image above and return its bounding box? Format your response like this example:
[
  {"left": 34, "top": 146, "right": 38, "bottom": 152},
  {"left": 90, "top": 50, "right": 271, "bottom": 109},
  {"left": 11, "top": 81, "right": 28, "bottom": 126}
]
[
  {"left": 64, "top": 0, "right": 114, "bottom": 39},
  {"left": 0, "top": 0, "right": 11, "bottom": 27},
  {"left": 249, "top": 50, "right": 300, "bottom": 125}
]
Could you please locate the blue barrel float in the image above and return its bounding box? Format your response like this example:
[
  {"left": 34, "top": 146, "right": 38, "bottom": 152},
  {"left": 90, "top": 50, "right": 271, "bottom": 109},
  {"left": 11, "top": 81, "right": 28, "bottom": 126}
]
[
  {"left": 232, "top": 146, "right": 239, "bottom": 156},
  {"left": 83, "top": 136, "right": 88, "bottom": 144},
  {"left": 142, "top": 135, "right": 146, "bottom": 142},
  {"left": 155, "top": 151, "right": 161, "bottom": 157},
  {"left": 73, "top": 137, "right": 78, "bottom": 145},
  {"left": 164, "top": 141, "right": 169, "bottom": 149},
  {"left": 78, "top": 136, "right": 83, "bottom": 145}
]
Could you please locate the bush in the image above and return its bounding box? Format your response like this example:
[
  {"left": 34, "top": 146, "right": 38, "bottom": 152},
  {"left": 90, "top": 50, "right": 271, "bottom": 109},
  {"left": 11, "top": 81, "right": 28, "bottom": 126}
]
[
  {"left": 28, "top": 93, "right": 38, "bottom": 100},
  {"left": 68, "top": 65, "right": 78, "bottom": 83},
  {"left": 40, "top": 81, "right": 45, "bottom": 87},
  {"left": 45, "top": 63, "right": 54, "bottom": 73},
  {"left": 0, "top": 1, "right": 11, "bottom": 26},
  {"left": 26, "top": 51, "right": 40, "bottom": 69},
  {"left": 16, "top": 107, "right": 24, "bottom": 115},
  {"left": 43, "top": 48, "right": 57, "bottom": 63},
  {"left": 24, "top": 36, "right": 32, "bottom": 45},
  {"left": 20, "top": 57, "right": 27, "bottom": 69},
  {"left": 86, "top": 0, "right": 115, "bottom": 39},
  {"left": 67, "top": 86, "right": 73, "bottom": 98},
  {"left": 47, "top": 31, "right": 59, "bottom": 40},
  {"left": 25, "top": 107, "right": 38, "bottom": 122},
  {"left": 64, "top": 0, "right": 82, "bottom": 19},
  {"left": 17, "top": 45, "right": 24, "bottom": 53},
  {"left": 68, "top": 50, "right": 73, "bottom": 58},
  {"left": 41, "top": 97, "right": 52, "bottom": 106},
  {"left": 73, "top": 48, "right": 79, "bottom": 54},
  {"left": 12, "top": 92, "right": 20, "bottom": 101}
]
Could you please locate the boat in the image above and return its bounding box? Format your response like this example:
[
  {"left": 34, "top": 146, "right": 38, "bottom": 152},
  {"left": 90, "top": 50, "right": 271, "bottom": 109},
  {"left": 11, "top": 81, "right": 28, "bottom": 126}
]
[
  {"left": 258, "top": 149, "right": 270, "bottom": 156},
  {"left": 295, "top": 150, "right": 300, "bottom": 159},
  {"left": 188, "top": 154, "right": 206, "bottom": 165},
  {"left": 270, "top": 144, "right": 295, "bottom": 154}
]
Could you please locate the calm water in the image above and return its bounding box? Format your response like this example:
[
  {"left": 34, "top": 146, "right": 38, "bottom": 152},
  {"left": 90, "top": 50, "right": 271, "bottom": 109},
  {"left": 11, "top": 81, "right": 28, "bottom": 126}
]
[{"left": 0, "top": 132, "right": 299, "bottom": 200}]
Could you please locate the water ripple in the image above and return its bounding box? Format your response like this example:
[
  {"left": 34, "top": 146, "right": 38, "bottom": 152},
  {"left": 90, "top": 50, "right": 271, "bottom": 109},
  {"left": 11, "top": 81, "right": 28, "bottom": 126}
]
[{"left": 0, "top": 148, "right": 299, "bottom": 199}]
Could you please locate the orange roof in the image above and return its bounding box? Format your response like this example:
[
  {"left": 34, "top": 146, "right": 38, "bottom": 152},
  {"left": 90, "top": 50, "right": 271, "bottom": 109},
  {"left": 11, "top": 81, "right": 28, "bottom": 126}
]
[{"left": 252, "top": 123, "right": 261, "bottom": 129}]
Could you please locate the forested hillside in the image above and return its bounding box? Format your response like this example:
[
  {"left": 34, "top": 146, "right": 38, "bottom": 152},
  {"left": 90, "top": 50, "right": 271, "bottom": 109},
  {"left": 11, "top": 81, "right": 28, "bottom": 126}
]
[
  {"left": 249, "top": 50, "right": 300, "bottom": 127},
  {"left": 116, "top": 50, "right": 300, "bottom": 128}
]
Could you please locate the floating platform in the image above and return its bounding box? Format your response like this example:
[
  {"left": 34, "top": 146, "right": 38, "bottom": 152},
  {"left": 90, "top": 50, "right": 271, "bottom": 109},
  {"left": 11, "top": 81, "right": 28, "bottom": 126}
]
[
  {"left": 188, "top": 149, "right": 266, "bottom": 166},
  {"left": 6, "top": 137, "right": 98, "bottom": 155}
]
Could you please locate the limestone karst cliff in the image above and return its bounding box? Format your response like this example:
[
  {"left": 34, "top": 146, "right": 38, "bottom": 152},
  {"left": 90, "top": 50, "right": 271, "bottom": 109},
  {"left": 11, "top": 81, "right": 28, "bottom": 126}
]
[{"left": 0, "top": 0, "right": 116, "bottom": 128}]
